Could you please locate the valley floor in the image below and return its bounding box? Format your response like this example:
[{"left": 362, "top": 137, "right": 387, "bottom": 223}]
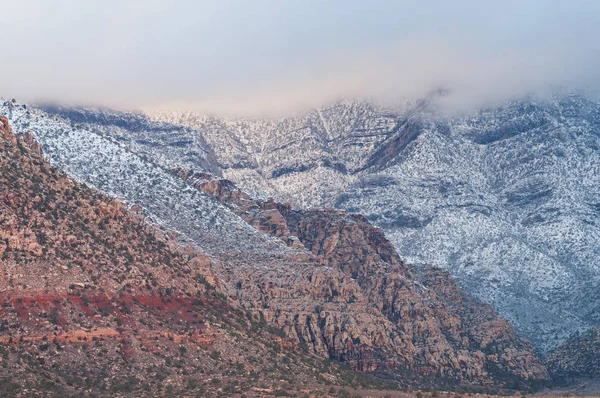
[
  {"left": 215, "top": 386, "right": 600, "bottom": 398},
  {"left": 534, "top": 378, "right": 600, "bottom": 397}
]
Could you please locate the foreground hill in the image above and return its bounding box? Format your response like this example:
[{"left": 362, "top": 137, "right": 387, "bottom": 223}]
[
  {"left": 0, "top": 116, "right": 382, "bottom": 396},
  {"left": 1, "top": 102, "right": 550, "bottom": 391},
  {"left": 152, "top": 92, "right": 600, "bottom": 353}
]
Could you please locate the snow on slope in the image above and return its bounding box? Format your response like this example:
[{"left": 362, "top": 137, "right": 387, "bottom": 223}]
[
  {"left": 0, "top": 99, "right": 288, "bottom": 256},
  {"left": 155, "top": 100, "right": 413, "bottom": 207},
  {"left": 153, "top": 92, "right": 600, "bottom": 354},
  {"left": 36, "top": 104, "right": 221, "bottom": 176},
  {"left": 340, "top": 106, "right": 600, "bottom": 352}
]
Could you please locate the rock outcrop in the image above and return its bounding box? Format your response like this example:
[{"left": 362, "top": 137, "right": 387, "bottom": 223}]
[{"left": 0, "top": 115, "right": 12, "bottom": 136}]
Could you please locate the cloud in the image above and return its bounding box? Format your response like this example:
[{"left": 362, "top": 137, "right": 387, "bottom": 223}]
[
  {"left": 147, "top": 40, "right": 600, "bottom": 116},
  {"left": 1, "top": 1, "right": 599, "bottom": 116}
]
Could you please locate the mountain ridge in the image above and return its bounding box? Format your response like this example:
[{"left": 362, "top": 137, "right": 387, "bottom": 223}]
[{"left": 173, "top": 168, "right": 550, "bottom": 387}]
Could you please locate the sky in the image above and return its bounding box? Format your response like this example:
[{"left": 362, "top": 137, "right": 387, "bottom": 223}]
[{"left": 1, "top": 0, "right": 599, "bottom": 115}]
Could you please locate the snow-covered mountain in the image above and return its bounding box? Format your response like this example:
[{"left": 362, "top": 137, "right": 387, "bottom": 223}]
[
  {"left": 149, "top": 92, "right": 600, "bottom": 354},
  {"left": 0, "top": 99, "right": 287, "bottom": 256},
  {"left": 37, "top": 103, "right": 221, "bottom": 175}
]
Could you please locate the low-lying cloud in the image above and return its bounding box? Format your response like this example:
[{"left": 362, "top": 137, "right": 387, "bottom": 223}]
[
  {"left": 1, "top": 1, "right": 599, "bottom": 116},
  {"left": 158, "top": 40, "right": 600, "bottom": 116}
]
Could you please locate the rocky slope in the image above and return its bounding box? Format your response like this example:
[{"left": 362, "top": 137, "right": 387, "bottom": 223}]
[
  {"left": 545, "top": 327, "right": 600, "bottom": 379},
  {"left": 175, "top": 169, "right": 550, "bottom": 389},
  {"left": 1, "top": 103, "right": 551, "bottom": 390},
  {"left": 153, "top": 92, "right": 600, "bottom": 354},
  {"left": 0, "top": 115, "right": 386, "bottom": 396}
]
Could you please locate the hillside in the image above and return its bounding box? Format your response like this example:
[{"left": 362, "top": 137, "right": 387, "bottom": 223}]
[
  {"left": 175, "top": 169, "right": 550, "bottom": 389},
  {"left": 2, "top": 100, "right": 285, "bottom": 256}
]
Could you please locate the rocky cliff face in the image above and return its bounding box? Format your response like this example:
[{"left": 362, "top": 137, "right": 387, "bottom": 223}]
[
  {"left": 0, "top": 117, "right": 377, "bottom": 396},
  {"left": 176, "top": 169, "right": 550, "bottom": 388},
  {"left": 155, "top": 92, "right": 600, "bottom": 354},
  {"left": 545, "top": 327, "right": 600, "bottom": 379}
]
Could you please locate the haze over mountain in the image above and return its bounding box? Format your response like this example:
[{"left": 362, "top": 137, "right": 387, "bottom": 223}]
[{"left": 2, "top": 1, "right": 600, "bottom": 115}]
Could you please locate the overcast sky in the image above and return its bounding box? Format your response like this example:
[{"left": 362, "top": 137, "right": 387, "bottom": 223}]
[{"left": 1, "top": 0, "right": 599, "bottom": 115}]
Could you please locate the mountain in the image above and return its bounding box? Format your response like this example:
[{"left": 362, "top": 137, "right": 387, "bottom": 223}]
[
  {"left": 152, "top": 92, "right": 600, "bottom": 354},
  {"left": 0, "top": 115, "right": 374, "bottom": 397},
  {"left": 0, "top": 101, "right": 550, "bottom": 391}
]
